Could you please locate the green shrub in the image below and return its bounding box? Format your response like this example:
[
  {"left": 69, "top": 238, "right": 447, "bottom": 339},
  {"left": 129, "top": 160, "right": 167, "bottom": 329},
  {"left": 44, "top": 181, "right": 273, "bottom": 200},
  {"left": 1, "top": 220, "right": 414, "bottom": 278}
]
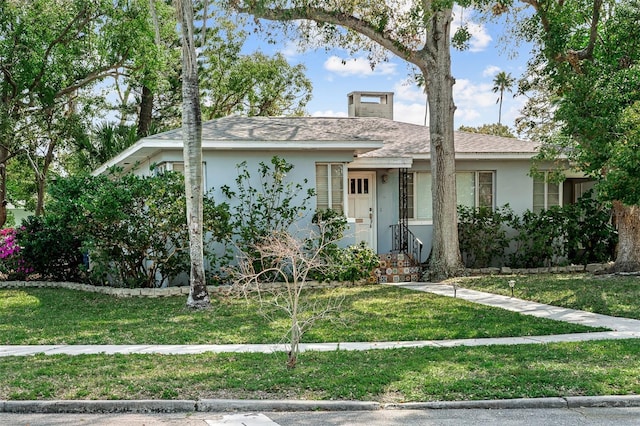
[
  {"left": 322, "top": 242, "right": 380, "bottom": 284},
  {"left": 221, "top": 156, "right": 314, "bottom": 277},
  {"left": 508, "top": 207, "right": 568, "bottom": 268},
  {"left": 46, "top": 170, "right": 230, "bottom": 288},
  {"left": 16, "top": 215, "right": 85, "bottom": 282},
  {"left": 457, "top": 205, "right": 514, "bottom": 268},
  {"left": 563, "top": 190, "right": 617, "bottom": 265}
]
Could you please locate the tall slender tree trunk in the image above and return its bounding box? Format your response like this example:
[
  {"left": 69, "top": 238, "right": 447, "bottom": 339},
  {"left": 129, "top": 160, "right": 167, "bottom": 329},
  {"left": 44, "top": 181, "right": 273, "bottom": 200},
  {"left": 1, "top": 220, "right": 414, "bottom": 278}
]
[
  {"left": 423, "top": 10, "right": 463, "bottom": 280},
  {"left": 612, "top": 201, "right": 640, "bottom": 272},
  {"left": 176, "top": 0, "right": 210, "bottom": 309}
]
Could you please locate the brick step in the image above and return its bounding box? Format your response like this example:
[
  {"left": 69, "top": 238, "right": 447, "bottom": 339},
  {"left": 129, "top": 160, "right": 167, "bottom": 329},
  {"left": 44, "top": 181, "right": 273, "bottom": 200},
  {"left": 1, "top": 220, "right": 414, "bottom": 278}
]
[{"left": 374, "top": 253, "right": 421, "bottom": 283}]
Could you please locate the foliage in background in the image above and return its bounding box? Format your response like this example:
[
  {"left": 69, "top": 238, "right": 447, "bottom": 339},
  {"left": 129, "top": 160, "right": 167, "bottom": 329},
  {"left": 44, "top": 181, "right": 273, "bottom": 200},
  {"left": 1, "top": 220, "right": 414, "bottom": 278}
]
[
  {"left": 458, "top": 205, "right": 514, "bottom": 268},
  {"left": 563, "top": 191, "right": 617, "bottom": 265},
  {"left": 324, "top": 242, "right": 379, "bottom": 284},
  {"left": 513, "top": 0, "right": 640, "bottom": 272},
  {"left": 458, "top": 123, "right": 515, "bottom": 138}
]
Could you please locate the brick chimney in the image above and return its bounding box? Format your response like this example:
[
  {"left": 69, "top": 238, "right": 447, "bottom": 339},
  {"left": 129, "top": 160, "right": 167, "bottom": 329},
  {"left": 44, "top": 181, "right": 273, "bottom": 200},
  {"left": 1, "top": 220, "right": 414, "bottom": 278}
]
[{"left": 347, "top": 91, "right": 394, "bottom": 120}]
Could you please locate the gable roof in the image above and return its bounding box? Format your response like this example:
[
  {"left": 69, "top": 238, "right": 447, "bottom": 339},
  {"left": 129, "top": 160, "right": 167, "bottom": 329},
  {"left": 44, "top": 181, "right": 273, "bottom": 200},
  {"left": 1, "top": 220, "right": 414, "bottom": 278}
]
[{"left": 93, "top": 115, "right": 538, "bottom": 175}]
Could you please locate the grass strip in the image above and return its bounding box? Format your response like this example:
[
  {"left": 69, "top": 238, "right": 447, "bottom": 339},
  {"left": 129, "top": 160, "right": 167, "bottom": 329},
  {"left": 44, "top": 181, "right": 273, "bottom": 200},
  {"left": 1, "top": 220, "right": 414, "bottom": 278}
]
[
  {"left": 1, "top": 340, "right": 639, "bottom": 401},
  {"left": 457, "top": 274, "right": 640, "bottom": 319},
  {"left": 0, "top": 286, "right": 602, "bottom": 345}
]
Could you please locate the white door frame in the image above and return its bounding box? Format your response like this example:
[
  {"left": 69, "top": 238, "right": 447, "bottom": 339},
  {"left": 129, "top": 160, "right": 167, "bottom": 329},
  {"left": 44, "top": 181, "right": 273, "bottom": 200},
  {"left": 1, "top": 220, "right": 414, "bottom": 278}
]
[{"left": 347, "top": 171, "right": 377, "bottom": 250}]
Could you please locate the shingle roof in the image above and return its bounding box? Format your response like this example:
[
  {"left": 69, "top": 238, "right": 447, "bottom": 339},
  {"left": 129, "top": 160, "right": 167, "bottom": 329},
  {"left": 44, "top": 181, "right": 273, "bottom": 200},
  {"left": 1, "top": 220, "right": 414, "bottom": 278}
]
[{"left": 148, "top": 115, "right": 538, "bottom": 158}]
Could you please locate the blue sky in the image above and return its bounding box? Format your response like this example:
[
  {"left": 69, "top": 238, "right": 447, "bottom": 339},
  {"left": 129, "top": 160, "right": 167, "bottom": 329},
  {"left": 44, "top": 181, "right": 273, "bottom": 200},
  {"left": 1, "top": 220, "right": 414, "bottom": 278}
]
[{"left": 241, "top": 7, "right": 530, "bottom": 131}]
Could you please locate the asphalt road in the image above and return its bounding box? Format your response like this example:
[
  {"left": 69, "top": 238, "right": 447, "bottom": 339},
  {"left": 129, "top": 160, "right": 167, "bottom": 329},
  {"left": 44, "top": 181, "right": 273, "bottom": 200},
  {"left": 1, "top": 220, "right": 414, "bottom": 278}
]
[{"left": 2, "top": 408, "right": 640, "bottom": 426}]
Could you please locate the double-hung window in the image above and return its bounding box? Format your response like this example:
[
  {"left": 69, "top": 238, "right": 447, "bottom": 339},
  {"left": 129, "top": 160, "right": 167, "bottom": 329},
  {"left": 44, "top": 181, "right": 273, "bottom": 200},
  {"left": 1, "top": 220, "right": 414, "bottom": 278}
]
[
  {"left": 457, "top": 171, "right": 494, "bottom": 209},
  {"left": 315, "top": 163, "right": 346, "bottom": 214},
  {"left": 533, "top": 172, "right": 561, "bottom": 213},
  {"left": 408, "top": 170, "right": 495, "bottom": 222},
  {"left": 407, "top": 172, "right": 433, "bottom": 221}
]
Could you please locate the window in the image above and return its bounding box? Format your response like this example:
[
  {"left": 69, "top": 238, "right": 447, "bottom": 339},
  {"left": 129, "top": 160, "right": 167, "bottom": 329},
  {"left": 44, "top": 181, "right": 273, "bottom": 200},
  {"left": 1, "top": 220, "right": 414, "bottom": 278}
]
[
  {"left": 153, "top": 161, "right": 206, "bottom": 187},
  {"left": 407, "top": 172, "right": 432, "bottom": 220},
  {"left": 408, "top": 171, "right": 494, "bottom": 221},
  {"left": 154, "top": 161, "right": 184, "bottom": 175},
  {"left": 457, "top": 171, "right": 494, "bottom": 209},
  {"left": 533, "top": 172, "right": 561, "bottom": 213},
  {"left": 316, "top": 163, "right": 346, "bottom": 213}
]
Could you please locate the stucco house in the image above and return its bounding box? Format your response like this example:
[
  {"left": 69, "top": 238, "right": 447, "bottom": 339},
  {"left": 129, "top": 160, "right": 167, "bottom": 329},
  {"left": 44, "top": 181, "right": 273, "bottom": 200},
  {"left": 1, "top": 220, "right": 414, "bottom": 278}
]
[{"left": 94, "top": 91, "right": 593, "bottom": 281}]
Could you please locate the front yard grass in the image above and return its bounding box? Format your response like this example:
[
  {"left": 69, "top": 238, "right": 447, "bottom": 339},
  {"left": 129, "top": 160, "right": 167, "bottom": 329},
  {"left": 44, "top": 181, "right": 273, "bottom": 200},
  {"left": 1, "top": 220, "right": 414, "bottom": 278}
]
[
  {"left": 0, "top": 285, "right": 604, "bottom": 345},
  {"left": 2, "top": 339, "right": 639, "bottom": 401},
  {"left": 457, "top": 274, "right": 640, "bottom": 319},
  {"left": 2, "top": 277, "right": 637, "bottom": 402}
]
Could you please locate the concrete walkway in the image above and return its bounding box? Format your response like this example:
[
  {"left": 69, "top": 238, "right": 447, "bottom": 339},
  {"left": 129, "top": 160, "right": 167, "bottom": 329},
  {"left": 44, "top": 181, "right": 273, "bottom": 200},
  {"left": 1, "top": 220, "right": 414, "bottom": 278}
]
[{"left": 2, "top": 282, "right": 640, "bottom": 357}]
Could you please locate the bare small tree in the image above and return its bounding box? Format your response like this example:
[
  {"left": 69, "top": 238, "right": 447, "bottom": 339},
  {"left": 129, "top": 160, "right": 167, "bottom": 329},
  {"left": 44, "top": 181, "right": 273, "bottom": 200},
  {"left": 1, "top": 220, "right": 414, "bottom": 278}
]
[{"left": 232, "top": 225, "right": 345, "bottom": 369}]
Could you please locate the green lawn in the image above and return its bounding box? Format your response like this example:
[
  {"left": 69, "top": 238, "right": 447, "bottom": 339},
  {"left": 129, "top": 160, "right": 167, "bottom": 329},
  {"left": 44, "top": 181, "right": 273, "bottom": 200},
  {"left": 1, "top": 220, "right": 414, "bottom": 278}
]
[
  {"left": 2, "top": 340, "right": 639, "bottom": 401},
  {"left": 0, "top": 285, "right": 602, "bottom": 345},
  {"left": 2, "top": 278, "right": 638, "bottom": 402},
  {"left": 457, "top": 274, "right": 640, "bottom": 319}
]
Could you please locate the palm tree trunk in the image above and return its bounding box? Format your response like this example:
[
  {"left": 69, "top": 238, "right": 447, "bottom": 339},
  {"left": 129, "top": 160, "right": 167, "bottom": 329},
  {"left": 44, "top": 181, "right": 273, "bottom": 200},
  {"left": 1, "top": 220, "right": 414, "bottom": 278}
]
[{"left": 176, "top": 0, "right": 210, "bottom": 309}]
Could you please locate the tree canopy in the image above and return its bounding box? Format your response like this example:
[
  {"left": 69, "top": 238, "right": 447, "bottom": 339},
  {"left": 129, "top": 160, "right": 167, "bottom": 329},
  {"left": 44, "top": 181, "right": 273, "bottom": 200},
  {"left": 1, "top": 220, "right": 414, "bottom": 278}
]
[{"left": 515, "top": 0, "right": 640, "bottom": 270}]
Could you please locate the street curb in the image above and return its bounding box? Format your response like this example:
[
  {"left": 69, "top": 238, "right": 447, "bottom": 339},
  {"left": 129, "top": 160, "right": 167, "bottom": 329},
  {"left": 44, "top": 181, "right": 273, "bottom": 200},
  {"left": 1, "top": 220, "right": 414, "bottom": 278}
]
[
  {"left": 385, "top": 397, "right": 568, "bottom": 410},
  {"left": 0, "top": 399, "right": 197, "bottom": 413},
  {"left": 2, "top": 396, "right": 640, "bottom": 413},
  {"left": 197, "top": 399, "right": 381, "bottom": 412}
]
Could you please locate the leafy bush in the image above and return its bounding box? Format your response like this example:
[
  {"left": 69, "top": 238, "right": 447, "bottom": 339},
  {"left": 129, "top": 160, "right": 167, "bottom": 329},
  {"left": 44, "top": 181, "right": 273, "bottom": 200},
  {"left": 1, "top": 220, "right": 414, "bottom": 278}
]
[
  {"left": 221, "top": 156, "right": 314, "bottom": 276},
  {"left": 16, "top": 215, "right": 85, "bottom": 282},
  {"left": 309, "top": 210, "right": 378, "bottom": 283},
  {"left": 563, "top": 190, "right": 617, "bottom": 265},
  {"left": 328, "top": 242, "right": 380, "bottom": 284},
  {"left": 457, "top": 205, "right": 514, "bottom": 268},
  {"left": 45, "top": 170, "right": 230, "bottom": 288},
  {"left": 508, "top": 207, "right": 568, "bottom": 268}
]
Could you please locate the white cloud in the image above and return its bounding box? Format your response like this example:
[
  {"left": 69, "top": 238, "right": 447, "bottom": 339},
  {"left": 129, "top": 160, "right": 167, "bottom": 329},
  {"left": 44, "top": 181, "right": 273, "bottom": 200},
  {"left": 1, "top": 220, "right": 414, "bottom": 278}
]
[
  {"left": 393, "top": 80, "right": 427, "bottom": 103},
  {"left": 311, "top": 110, "right": 348, "bottom": 118},
  {"left": 393, "top": 102, "right": 429, "bottom": 126},
  {"left": 324, "top": 56, "right": 397, "bottom": 77},
  {"left": 452, "top": 78, "right": 498, "bottom": 125},
  {"left": 279, "top": 41, "right": 301, "bottom": 59},
  {"left": 483, "top": 65, "right": 501, "bottom": 78},
  {"left": 467, "top": 22, "right": 492, "bottom": 52}
]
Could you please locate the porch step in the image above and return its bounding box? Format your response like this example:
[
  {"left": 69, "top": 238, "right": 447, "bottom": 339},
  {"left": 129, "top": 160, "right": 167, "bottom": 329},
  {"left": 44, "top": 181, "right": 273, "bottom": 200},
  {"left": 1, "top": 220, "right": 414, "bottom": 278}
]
[{"left": 375, "top": 253, "right": 421, "bottom": 283}]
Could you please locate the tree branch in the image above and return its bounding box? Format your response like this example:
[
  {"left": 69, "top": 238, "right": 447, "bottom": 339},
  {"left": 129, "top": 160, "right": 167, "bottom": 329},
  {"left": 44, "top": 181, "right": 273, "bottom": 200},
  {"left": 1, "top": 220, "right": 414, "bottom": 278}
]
[
  {"left": 28, "top": 4, "right": 95, "bottom": 94},
  {"left": 521, "top": 0, "right": 603, "bottom": 71},
  {"left": 229, "top": 3, "right": 419, "bottom": 65},
  {"left": 53, "top": 58, "right": 126, "bottom": 99}
]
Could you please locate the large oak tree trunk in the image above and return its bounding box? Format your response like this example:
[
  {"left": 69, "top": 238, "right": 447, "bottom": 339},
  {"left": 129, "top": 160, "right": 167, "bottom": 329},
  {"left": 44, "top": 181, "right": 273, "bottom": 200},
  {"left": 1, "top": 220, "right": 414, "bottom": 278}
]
[
  {"left": 612, "top": 200, "right": 640, "bottom": 272},
  {"left": 423, "top": 10, "right": 463, "bottom": 280},
  {"left": 177, "top": 0, "right": 210, "bottom": 309}
]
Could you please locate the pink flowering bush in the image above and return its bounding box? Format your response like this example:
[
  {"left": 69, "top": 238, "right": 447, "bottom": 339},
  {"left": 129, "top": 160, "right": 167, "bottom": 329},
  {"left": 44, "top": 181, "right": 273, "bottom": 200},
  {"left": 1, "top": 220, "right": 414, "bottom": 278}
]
[{"left": 0, "top": 227, "right": 33, "bottom": 279}]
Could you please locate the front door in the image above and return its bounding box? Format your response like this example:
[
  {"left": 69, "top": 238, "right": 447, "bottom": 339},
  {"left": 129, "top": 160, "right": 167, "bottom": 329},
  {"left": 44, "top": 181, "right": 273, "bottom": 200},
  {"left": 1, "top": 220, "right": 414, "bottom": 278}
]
[{"left": 348, "top": 172, "right": 376, "bottom": 249}]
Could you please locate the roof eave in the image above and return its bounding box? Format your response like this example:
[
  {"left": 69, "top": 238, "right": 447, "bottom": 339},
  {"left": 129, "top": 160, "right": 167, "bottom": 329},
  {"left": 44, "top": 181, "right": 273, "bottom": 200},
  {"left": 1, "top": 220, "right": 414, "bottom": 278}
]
[{"left": 92, "top": 139, "right": 383, "bottom": 176}]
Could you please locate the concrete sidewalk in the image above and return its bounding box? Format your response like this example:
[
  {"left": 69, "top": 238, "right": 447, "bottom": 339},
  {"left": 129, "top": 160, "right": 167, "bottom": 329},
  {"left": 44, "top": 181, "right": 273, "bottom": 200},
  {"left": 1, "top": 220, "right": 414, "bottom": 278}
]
[{"left": 2, "top": 282, "right": 639, "bottom": 357}]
